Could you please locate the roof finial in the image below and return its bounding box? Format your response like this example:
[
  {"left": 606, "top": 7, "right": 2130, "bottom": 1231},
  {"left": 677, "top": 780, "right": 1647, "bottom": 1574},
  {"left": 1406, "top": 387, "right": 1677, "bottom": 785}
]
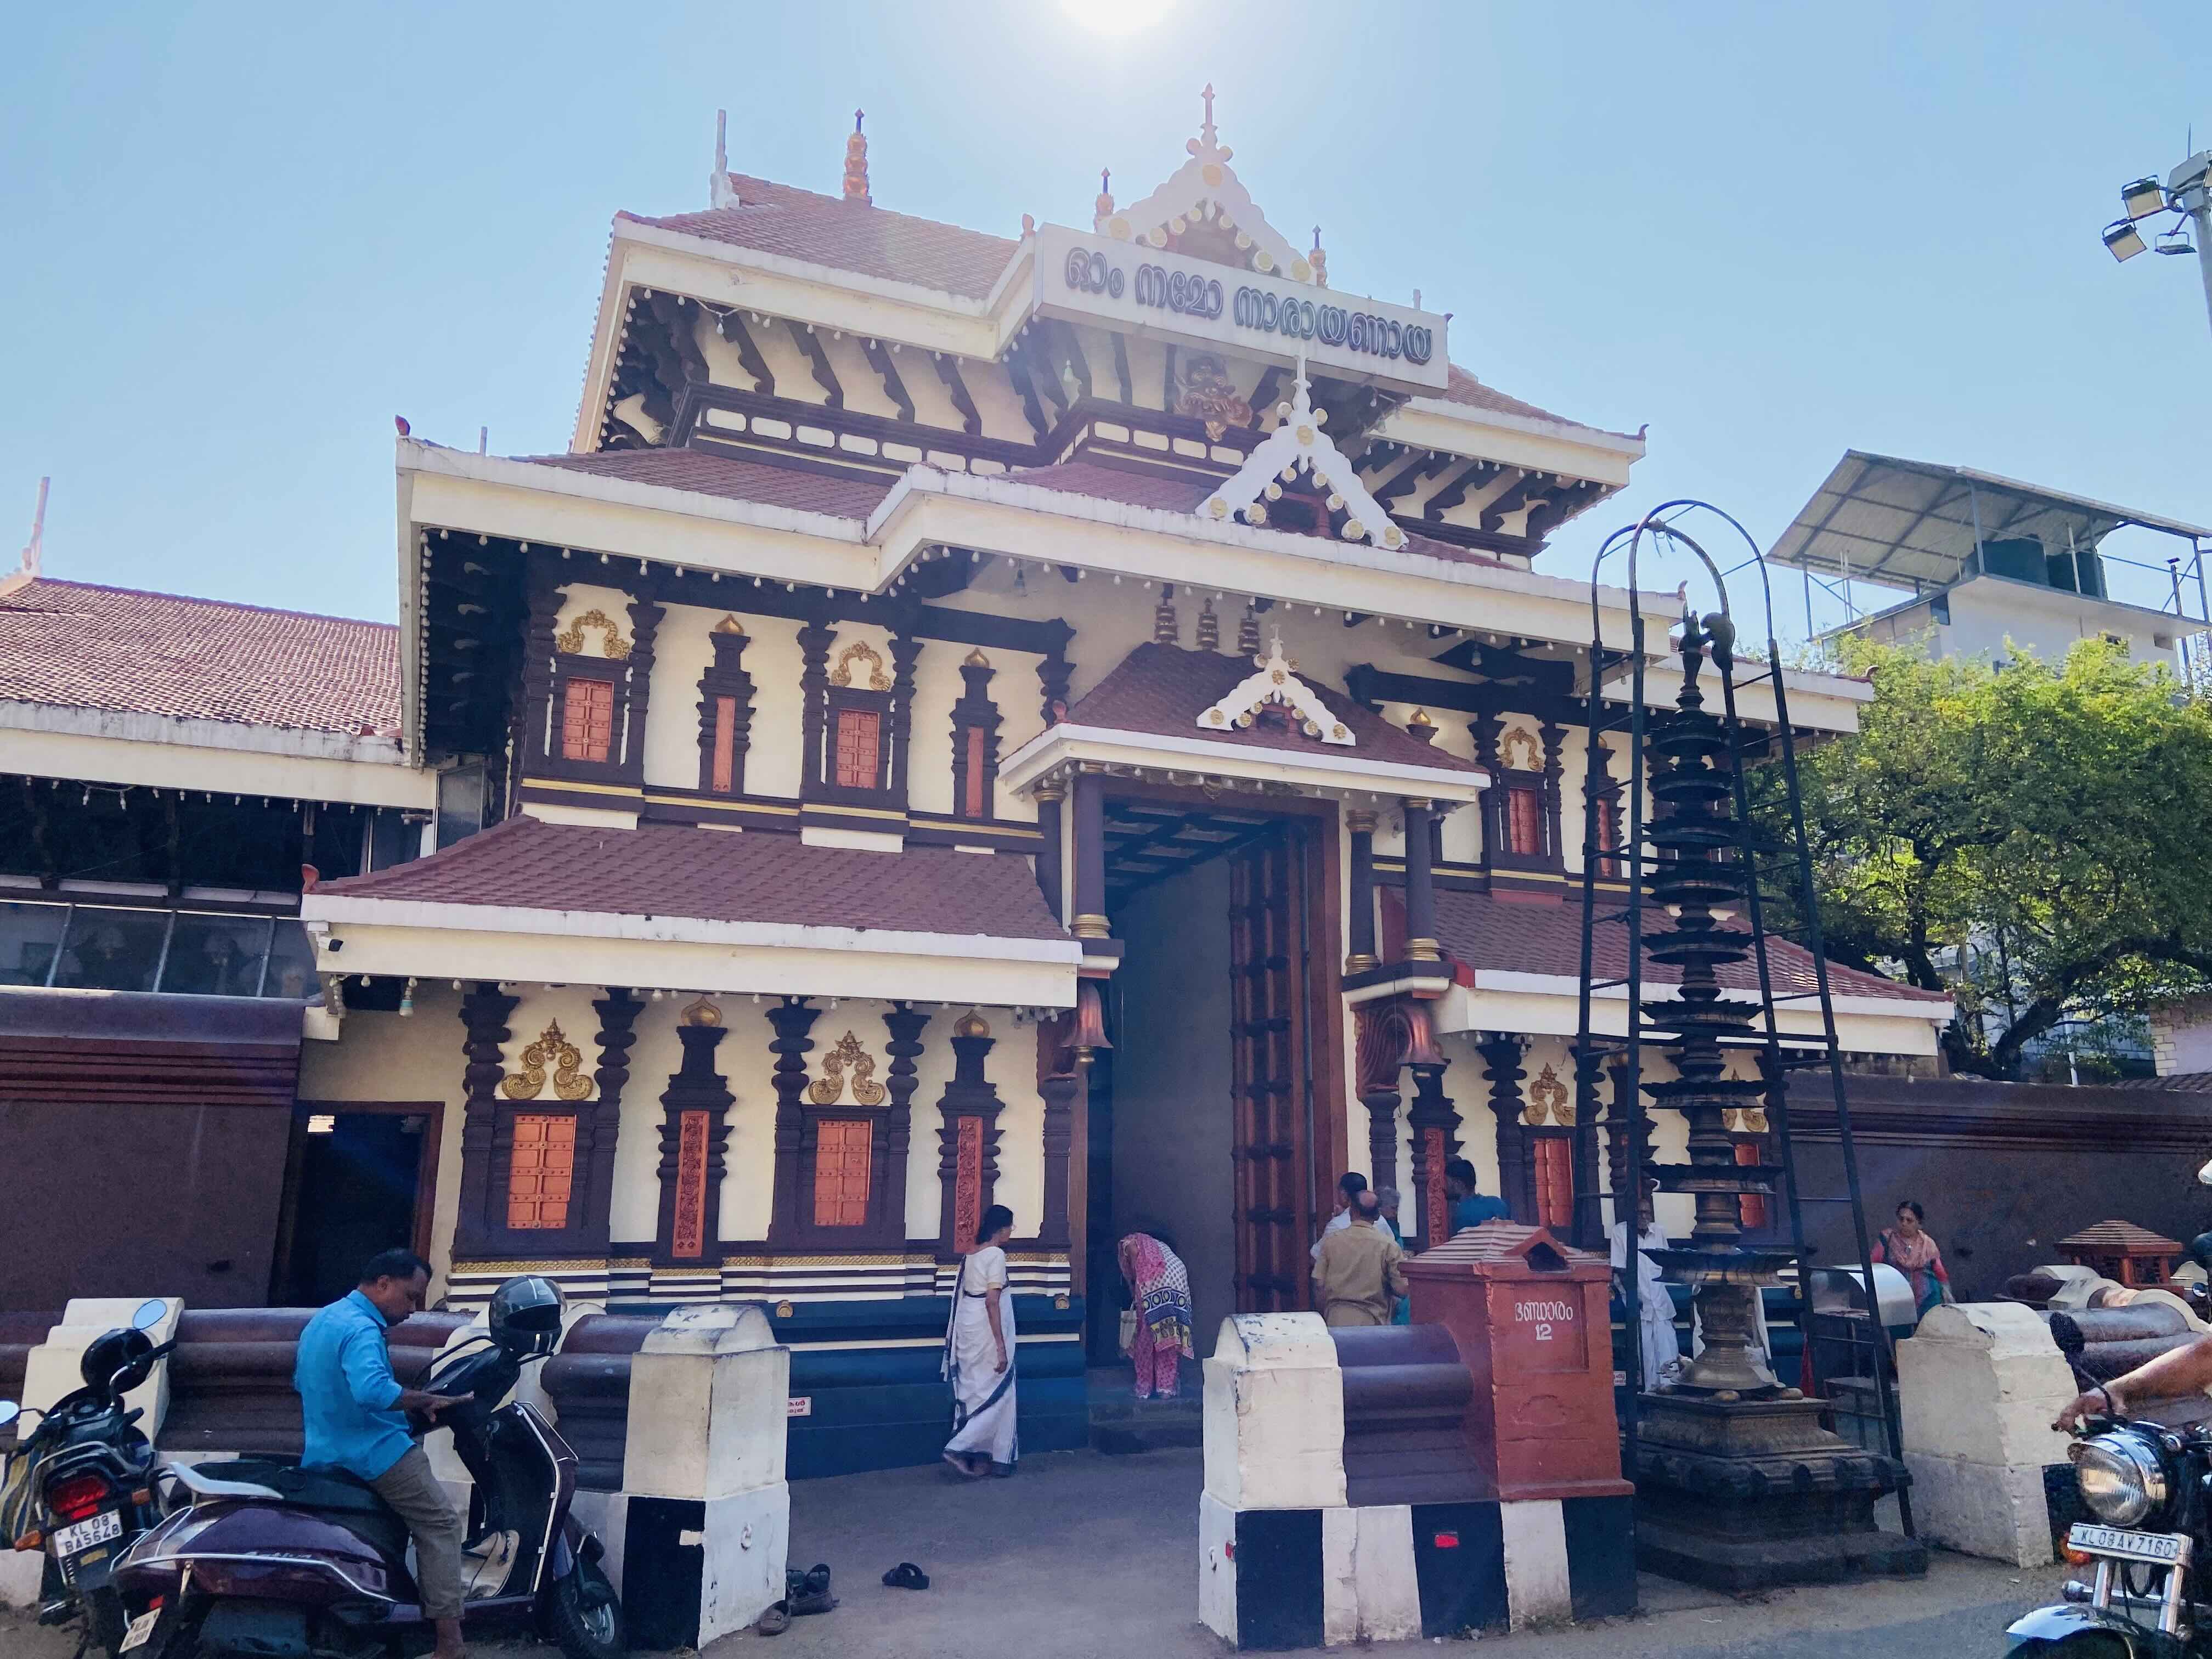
[
  {"left": 1095, "top": 167, "right": 1114, "bottom": 223},
  {"left": 843, "top": 108, "right": 871, "bottom": 205},
  {"left": 711, "top": 110, "right": 737, "bottom": 208},
  {"left": 1310, "top": 224, "right": 1327, "bottom": 287},
  {"left": 16, "top": 476, "right": 48, "bottom": 580},
  {"left": 1201, "top": 83, "right": 1217, "bottom": 148},
  {"left": 715, "top": 110, "right": 727, "bottom": 176}
]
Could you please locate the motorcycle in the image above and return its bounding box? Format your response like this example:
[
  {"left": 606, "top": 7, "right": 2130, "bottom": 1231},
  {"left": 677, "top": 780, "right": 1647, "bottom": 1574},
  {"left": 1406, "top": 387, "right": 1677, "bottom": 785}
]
[
  {"left": 111, "top": 1276, "right": 623, "bottom": 1659},
  {"left": 0, "top": 1297, "right": 174, "bottom": 1656},
  {"left": 2010, "top": 1413, "right": 2212, "bottom": 1657}
]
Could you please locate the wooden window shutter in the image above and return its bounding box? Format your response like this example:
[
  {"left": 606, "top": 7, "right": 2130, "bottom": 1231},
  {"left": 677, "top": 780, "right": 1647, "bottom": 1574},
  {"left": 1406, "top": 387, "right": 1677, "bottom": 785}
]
[
  {"left": 1532, "top": 1134, "right": 1573, "bottom": 1231},
  {"left": 962, "top": 726, "right": 989, "bottom": 818},
  {"left": 562, "top": 677, "right": 616, "bottom": 763},
  {"left": 506, "top": 1113, "right": 577, "bottom": 1230},
  {"left": 812, "top": 1119, "right": 873, "bottom": 1227},
  {"left": 833, "top": 709, "right": 882, "bottom": 791},
  {"left": 1507, "top": 785, "right": 1545, "bottom": 857},
  {"left": 1735, "top": 1138, "right": 1768, "bottom": 1229},
  {"left": 710, "top": 695, "right": 738, "bottom": 793}
]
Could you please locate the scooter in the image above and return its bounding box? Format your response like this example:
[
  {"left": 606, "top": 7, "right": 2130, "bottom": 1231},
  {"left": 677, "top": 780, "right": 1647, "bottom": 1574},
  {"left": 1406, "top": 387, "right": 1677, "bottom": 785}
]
[
  {"left": 0, "top": 1297, "right": 174, "bottom": 1656},
  {"left": 111, "top": 1276, "right": 623, "bottom": 1659}
]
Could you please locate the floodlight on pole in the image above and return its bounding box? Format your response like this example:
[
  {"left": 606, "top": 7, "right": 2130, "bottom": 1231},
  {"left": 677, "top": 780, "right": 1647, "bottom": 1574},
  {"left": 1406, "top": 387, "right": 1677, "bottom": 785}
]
[
  {"left": 2104, "top": 149, "right": 2212, "bottom": 335},
  {"left": 2106, "top": 219, "right": 2149, "bottom": 261},
  {"left": 2122, "top": 176, "right": 2168, "bottom": 220}
]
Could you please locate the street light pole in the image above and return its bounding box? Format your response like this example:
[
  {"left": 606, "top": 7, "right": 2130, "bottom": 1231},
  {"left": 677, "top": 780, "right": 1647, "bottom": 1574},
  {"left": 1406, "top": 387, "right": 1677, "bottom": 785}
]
[
  {"left": 2172, "top": 150, "right": 2212, "bottom": 335},
  {"left": 2105, "top": 149, "right": 2212, "bottom": 339}
]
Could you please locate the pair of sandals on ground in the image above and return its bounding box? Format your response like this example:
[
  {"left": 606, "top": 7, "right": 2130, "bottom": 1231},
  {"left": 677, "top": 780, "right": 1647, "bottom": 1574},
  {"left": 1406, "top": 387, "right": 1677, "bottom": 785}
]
[{"left": 756, "top": 1560, "right": 930, "bottom": 1634}]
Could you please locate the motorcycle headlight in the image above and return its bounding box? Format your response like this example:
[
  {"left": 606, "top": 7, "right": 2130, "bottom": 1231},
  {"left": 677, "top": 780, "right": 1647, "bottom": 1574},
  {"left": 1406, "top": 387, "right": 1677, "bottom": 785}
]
[{"left": 2073, "top": 1431, "right": 2170, "bottom": 1526}]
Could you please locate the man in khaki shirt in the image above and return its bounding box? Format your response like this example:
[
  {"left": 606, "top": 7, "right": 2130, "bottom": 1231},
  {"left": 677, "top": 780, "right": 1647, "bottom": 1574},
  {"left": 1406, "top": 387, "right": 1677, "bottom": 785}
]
[{"left": 1312, "top": 1190, "right": 1409, "bottom": 1327}]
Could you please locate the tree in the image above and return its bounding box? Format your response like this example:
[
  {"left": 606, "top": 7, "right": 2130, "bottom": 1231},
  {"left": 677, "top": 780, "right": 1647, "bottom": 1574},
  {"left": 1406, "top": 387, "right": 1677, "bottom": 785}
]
[{"left": 1768, "top": 636, "right": 2212, "bottom": 1079}]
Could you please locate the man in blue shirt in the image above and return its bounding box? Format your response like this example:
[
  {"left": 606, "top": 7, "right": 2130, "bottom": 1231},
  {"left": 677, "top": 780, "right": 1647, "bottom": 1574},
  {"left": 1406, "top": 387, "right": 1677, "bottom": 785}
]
[
  {"left": 295, "top": 1249, "right": 471, "bottom": 1657},
  {"left": 1446, "top": 1158, "right": 1511, "bottom": 1233}
]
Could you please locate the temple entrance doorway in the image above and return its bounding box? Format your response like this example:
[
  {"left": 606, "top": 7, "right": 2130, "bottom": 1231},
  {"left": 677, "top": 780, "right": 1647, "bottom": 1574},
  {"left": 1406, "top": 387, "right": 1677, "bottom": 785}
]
[
  {"left": 273, "top": 1102, "right": 439, "bottom": 1305},
  {"left": 1081, "top": 789, "right": 1342, "bottom": 1364}
]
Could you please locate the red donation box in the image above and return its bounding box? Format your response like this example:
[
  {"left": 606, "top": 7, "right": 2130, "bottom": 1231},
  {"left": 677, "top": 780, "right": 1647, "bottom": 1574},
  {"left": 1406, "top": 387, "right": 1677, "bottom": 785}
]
[{"left": 1402, "top": 1220, "right": 1631, "bottom": 1503}]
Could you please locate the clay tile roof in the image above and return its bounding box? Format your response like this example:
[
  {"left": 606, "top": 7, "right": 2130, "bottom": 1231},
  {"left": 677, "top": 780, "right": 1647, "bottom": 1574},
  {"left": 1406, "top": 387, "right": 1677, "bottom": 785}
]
[
  {"left": 315, "top": 815, "right": 1069, "bottom": 941},
  {"left": 1403, "top": 1218, "right": 1603, "bottom": 1266},
  {"left": 1425, "top": 886, "right": 1951, "bottom": 1006},
  {"left": 625, "top": 174, "right": 1017, "bottom": 302},
  {"left": 511, "top": 449, "right": 895, "bottom": 518},
  {"left": 1062, "top": 641, "right": 1483, "bottom": 772},
  {"left": 2059, "top": 1220, "right": 2184, "bottom": 1253},
  {"left": 0, "top": 577, "right": 400, "bottom": 736}
]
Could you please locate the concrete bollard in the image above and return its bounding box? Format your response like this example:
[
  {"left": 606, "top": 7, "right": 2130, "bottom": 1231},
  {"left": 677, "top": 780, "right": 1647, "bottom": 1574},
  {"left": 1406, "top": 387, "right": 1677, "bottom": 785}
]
[
  {"left": 605, "top": 1303, "right": 791, "bottom": 1649},
  {"left": 1896, "top": 1302, "right": 2077, "bottom": 1566}
]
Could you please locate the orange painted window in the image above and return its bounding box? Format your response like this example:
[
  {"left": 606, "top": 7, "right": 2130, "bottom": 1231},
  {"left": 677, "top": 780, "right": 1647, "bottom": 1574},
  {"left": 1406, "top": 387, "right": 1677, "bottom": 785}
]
[
  {"left": 1507, "top": 786, "right": 1545, "bottom": 857},
  {"left": 562, "top": 677, "right": 615, "bottom": 763},
  {"left": 1735, "top": 1138, "right": 1768, "bottom": 1229},
  {"left": 962, "top": 726, "right": 988, "bottom": 818},
  {"left": 506, "top": 1114, "right": 575, "bottom": 1230},
  {"left": 833, "top": 709, "right": 882, "bottom": 791},
  {"left": 710, "top": 695, "right": 737, "bottom": 793},
  {"left": 1532, "top": 1134, "right": 1573, "bottom": 1229},
  {"left": 1595, "top": 797, "right": 1620, "bottom": 878},
  {"left": 812, "top": 1119, "right": 873, "bottom": 1227}
]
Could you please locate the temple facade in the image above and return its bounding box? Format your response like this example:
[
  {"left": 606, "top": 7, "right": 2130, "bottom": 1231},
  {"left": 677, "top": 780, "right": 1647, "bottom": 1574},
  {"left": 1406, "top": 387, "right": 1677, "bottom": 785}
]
[{"left": 3, "top": 98, "right": 1950, "bottom": 1463}]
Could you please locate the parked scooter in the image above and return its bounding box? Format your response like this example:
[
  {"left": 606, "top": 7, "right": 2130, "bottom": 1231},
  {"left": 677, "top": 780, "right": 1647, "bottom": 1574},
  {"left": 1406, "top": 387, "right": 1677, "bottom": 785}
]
[
  {"left": 0, "top": 1297, "right": 174, "bottom": 1656},
  {"left": 2011, "top": 1412, "right": 2212, "bottom": 1657},
  {"left": 111, "top": 1276, "right": 623, "bottom": 1659}
]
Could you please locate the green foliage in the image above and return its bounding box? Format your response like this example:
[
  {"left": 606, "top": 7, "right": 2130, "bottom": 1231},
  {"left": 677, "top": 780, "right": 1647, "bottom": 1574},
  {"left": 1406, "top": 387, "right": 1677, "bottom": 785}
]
[{"left": 1768, "top": 636, "right": 2212, "bottom": 1077}]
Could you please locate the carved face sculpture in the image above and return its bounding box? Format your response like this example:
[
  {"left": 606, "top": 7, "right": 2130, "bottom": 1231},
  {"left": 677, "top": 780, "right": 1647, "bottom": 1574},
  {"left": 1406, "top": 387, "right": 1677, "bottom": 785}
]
[{"left": 1175, "top": 352, "right": 1252, "bottom": 441}]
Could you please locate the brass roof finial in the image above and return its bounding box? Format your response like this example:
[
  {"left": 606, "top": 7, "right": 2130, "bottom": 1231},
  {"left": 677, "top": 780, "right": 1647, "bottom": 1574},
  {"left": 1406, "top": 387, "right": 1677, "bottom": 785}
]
[
  {"left": 1095, "top": 167, "right": 1114, "bottom": 223},
  {"left": 843, "top": 109, "right": 870, "bottom": 205},
  {"left": 1310, "top": 224, "right": 1328, "bottom": 287}
]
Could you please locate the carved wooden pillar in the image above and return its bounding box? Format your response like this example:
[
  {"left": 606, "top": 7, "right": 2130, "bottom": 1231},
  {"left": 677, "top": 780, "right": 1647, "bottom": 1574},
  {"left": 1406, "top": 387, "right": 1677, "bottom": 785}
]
[
  {"left": 796, "top": 622, "right": 834, "bottom": 798},
  {"left": 764, "top": 998, "right": 821, "bottom": 1246},
  {"left": 696, "top": 618, "right": 755, "bottom": 794},
  {"left": 949, "top": 650, "right": 1002, "bottom": 820},
  {"left": 1037, "top": 631, "right": 1074, "bottom": 727},
  {"left": 1540, "top": 720, "right": 1567, "bottom": 865},
  {"left": 579, "top": 988, "right": 642, "bottom": 1254},
  {"left": 1070, "top": 769, "right": 1108, "bottom": 940},
  {"left": 1033, "top": 783, "right": 1065, "bottom": 921},
  {"left": 1470, "top": 709, "right": 1504, "bottom": 869},
  {"left": 934, "top": 1012, "right": 1003, "bottom": 1255},
  {"left": 1038, "top": 1017, "right": 1080, "bottom": 1250},
  {"left": 619, "top": 597, "right": 664, "bottom": 788},
  {"left": 1401, "top": 799, "right": 1438, "bottom": 961},
  {"left": 1477, "top": 1032, "right": 1531, "bottom": 1224},
  {"left": 1345, "top": 809, "right": 1379, "bottom": 973},
  {"left": 882, "top": 1002, "right": 928, "bottom": 1245},
  {"left": 652, "top": 1006, "right": 733, "bottom": 1266},
  {"left": 1569, "top": 1041, "right": 1607, "bottom": 1251},
  {"left": 1405, "top": 1060, "right": 1462, "bottom": 1249},
  {"left": 1604, "top": 1056, "right": 1636, "bottom": 1212},
  {"left": 888, "top": 626, "right": 923, "bottom": 804},
  {"left": 453, "top": 982, "right": 520, "bottom": 1260},
  {"left": 516, "top": 563, "right": 562, "bottom": 780}
]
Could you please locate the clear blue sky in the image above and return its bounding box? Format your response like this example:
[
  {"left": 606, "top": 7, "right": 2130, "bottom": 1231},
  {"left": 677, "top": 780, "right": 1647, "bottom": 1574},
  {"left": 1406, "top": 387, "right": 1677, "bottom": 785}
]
[{"left": 4, "top": 2, "right": 2207, "bottom": 644}]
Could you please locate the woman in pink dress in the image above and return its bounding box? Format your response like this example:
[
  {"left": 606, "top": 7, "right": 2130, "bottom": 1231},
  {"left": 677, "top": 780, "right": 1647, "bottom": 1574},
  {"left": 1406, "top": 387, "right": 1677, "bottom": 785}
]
[
  {"left": 1118, "top": 1233, "right": 1194, "bottom": 1400},
  {"left": 1871, "top": 1200, "right": 1951, "bottom": 1319}
]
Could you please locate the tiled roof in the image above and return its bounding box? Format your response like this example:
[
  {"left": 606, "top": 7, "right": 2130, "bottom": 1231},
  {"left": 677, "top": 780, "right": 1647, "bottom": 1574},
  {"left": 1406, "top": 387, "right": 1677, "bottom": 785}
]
[
  {"left": 626, "top": 174, "right": 1018, "bottom": 301},
  {"left": 512, "top": 448, "right": 894, "bottom": 517},
  {"left": 2100, "top": 1071, "right": 2212, "bottom": 1092},
  {"left": 1063, "top": 641, "right": 1485, "bottom": 773},
  {"left": 0, "top": 578, "right": 400, "bottom": 736},
  {"left": 316, "top": 815, "right": 1069, "bottom": 941},
  {"left": 1426, "top": 886, "right": 1950, "bottom": 1006}
]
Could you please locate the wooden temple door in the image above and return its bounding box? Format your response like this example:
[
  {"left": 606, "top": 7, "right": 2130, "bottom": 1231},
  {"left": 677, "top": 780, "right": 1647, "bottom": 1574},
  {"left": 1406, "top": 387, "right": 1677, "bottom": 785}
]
[{"left": 1229, "top": 822, "right": 1317, "bottom": 1312}]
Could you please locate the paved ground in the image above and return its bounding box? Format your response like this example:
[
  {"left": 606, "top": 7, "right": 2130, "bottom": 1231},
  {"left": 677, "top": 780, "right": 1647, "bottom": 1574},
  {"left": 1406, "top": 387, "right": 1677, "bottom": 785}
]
[{"left": 0, "top": 1446, "right": 2068, "bottom": 1657}]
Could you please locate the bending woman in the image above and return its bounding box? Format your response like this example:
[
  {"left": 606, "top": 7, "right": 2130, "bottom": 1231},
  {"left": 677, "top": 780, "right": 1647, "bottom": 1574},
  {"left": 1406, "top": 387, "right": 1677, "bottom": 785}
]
[
  {"left": 1118, "top": 1232, "right": 1195, "bottom": 1399},
  {"left": 943, "top": 1204, "right": 1018, "bottom": 1479}
]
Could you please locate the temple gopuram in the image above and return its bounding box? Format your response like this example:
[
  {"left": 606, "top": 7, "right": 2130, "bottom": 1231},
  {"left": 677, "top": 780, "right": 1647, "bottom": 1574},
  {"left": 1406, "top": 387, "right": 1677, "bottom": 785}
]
[{"left": 0, "top": 96, "right": 1953, "bottom": 1471}]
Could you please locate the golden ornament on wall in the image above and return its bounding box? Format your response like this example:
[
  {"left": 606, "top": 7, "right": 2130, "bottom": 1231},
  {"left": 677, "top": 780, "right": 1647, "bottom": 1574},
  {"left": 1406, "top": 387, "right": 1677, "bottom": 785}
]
[
  {"left": 808, "top": 1031, "right": 887, "bottom": 1106},
  {"left": 953, "top": 1009, "right": 991, "bottom": 1039},
  {"left": 1522, "top": 1062, "right": 1571, "bottom": 1127},
  {"left": 555, "top": 609, "right": 632, "bottom": 659},
  {"left": 680, "top": 997, "right": 723, "bottom": 1028},
  {"left": 830, "top": 641, "right": 892, "bottom": 691},
  {"left": 503, "top": 1020, "right": 591, "bottom": 1101},
  {"left": 1500, "top": 729, "right": 1542, "bottom": 771},
  {"left": 1722, "top": 1107, "right": 1770, "bottom": 1135}
]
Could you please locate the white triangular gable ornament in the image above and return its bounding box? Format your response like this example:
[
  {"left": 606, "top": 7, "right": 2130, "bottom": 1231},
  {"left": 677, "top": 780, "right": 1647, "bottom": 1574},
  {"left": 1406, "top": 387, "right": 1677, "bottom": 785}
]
[
  {"left": 1197, "top": 629, "right": 1356, "bottom": 747},
  {"left": 1200, "top": 363, "right": 1407, "bottom": 552},
  {"left": 1096, "top": 86, "right": 1311, "bottom": 282}
]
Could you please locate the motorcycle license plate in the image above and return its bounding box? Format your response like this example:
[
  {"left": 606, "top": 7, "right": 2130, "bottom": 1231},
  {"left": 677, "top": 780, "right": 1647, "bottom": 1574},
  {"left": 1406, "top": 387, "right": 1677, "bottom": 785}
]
[
  {"left": 53, "top": 1509, "right": 123, "bottom": 1557},
  {"left": 120, "top": 1609, "right": 160, "bottom": 1652},
  {"left": 2070, "top": 1522, "right": 2191, "bottom": 1565}
]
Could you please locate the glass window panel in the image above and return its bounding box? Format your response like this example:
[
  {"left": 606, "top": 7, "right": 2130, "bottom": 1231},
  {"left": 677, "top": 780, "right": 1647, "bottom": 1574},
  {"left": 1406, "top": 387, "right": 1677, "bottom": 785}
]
[
  {"left": 0, "top": 901, "right": 69, "bottom": 987},
  {"left": 263, "top": 919, "right": 318, "bottom": 1000},
  {"left": 161, "top": 913, "right": 273, "bottom": 997},
  {"left": 53, "top": 908, "right": 170, "bottom": 992}
]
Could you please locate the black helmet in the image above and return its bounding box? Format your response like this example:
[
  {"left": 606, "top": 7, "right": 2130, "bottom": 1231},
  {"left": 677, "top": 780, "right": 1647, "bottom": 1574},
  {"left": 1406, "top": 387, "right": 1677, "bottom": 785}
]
[
  {"left": 80, "top": 1328, "right": 154, "bottom": 1398},
  {"left": 486, "top": 1276, "right": 565, "bottom": 1354}
]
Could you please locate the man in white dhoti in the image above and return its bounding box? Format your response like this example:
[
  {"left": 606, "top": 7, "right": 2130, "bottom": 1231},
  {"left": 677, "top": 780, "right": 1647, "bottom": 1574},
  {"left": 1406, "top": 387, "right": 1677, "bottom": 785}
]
[
  {"left": 1611, "top": 1183, "right": 1682, "bottom": 1390},
  {"left": 943, "top": 1203, "right": 1018, "bottom": 1479}
]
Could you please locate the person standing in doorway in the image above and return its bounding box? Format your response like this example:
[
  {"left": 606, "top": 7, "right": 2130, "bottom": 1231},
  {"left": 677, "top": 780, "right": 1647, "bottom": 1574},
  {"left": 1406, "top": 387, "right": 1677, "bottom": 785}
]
[
  {"left": 1117, "top": 1233, "right": 1194, "bottom": 1400},
  {"left": 943, "top": 1205, "right": 1019, "bottom": 1479},
  {"left": 1445, "top": 1158, "right": 1510, "bottom": 1233},
  {"left": 1871, "top": 1200, "right": 1951, "bottom": 1318},
  {"left": 1311, "top": 1171, "right": 1368, "bottom": 1261},
  {"left": 294, "top": 1250, "right": 473, "bottom": 1659},
  {"left": 1610, "top": 1179, "right": 1681, "bottom": 1390},
  {"left": 1312, "top": 1190, "right": 1408, "bottom": 1327}
]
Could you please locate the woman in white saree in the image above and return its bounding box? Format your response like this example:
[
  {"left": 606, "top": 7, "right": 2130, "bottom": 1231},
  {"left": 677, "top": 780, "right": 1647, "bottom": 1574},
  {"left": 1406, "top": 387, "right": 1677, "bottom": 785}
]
[{"left": 943, "top": 1204, "right": 1018, "bottom": 1479}]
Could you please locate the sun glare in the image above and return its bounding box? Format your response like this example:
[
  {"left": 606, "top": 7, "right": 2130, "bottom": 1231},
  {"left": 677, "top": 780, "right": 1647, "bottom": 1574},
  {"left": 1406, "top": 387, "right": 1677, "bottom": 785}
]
[{"left": 1059, "top": 0, "right": 1172, "bottom": 37}]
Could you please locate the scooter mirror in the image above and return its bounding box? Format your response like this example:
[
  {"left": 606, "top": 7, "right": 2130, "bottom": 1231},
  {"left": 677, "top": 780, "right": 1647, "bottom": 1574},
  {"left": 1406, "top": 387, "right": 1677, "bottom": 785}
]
[
  {"left": 0, "top": 1400, "right": 18, "bottom": 1429},
  {"left": 132, "top": 1299, "right": 167, "bottom": 1331}
]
